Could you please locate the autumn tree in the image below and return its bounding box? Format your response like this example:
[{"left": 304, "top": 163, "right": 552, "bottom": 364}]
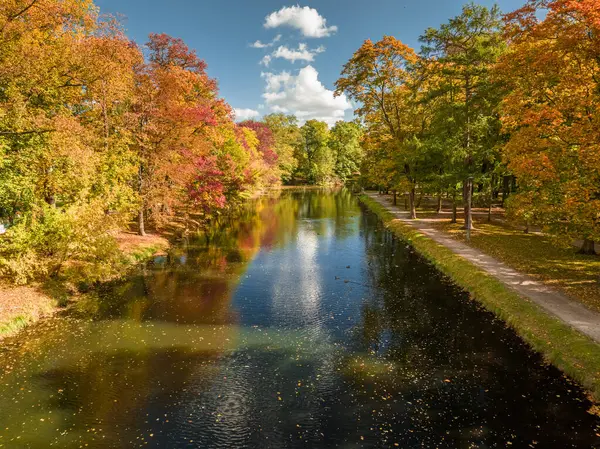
[
  {"left": 262, "top": 113, "right": 301, "bottom": 184},
  {"left": 238, "top": 120, "right": 279, "bottom": 183},
  {"left": 131, "top": 33, "right": 223, "bottom": 235},
  {"left": 0, "top": 1, "right": 144, "bottom": 281},
  {"left": 335, "top": 36, "right": 421, "bottom": 217},
  {"left": 498, "top": 0, "right": 600, "bottom": 253}
]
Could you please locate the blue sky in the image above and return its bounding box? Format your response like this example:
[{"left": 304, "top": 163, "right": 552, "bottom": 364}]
[{"left": 95, "top": 0, "right": 524, "bottom": 125}]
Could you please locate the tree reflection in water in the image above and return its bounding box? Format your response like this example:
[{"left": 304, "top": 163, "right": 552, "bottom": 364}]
[{"left": 0, "top": 189, "right": 598, "bottom": 448}]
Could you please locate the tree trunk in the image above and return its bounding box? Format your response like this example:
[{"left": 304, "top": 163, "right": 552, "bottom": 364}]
[
  {"left": 437, "top": 193, "right": 443, "bottom": 214},
  {"left": 45, "top": 194, "right": 56, "bottom": 206},
  {"left": 451, "top": 187, "right": 458, "bottom": 223},
  {"left": 502, "top": 175, "right": 511, "bottom": 208},
  {"left": 102, "top": 82, "right": 109, "bottom": 152},
  {"left": 416, "top": 194, "right": 423, "bottom": 209},
  {"left": 409, "top": 187, "right": 417, "bottom": 219},
  {"left": 137, "top": 162, "right": 146, "bottom": 236},
  {"left": 463, "top": 178, "right": 474, "bottom": 231},
  {"left": 43, "top": 165, "right": 55, "bottom": 206},
  {"left": 138, "top": 208, "right": 146, "bottom": 237},
  {"left": 393, "top": 190, "right": 397, "bottom": 206},
  {"left": 579, "top": 239, "right": 596, "bottom": 255},
  {"left": 488, "top": 174, "right": 495, "bottom": 222}
]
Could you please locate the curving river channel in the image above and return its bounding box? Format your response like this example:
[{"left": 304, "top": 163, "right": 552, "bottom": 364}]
[{"left": 1, "top": 189, "right": 599, "bottom": 448}]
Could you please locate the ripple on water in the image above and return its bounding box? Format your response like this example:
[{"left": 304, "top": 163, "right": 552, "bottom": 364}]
[{"left": 0, "top": 190, "right": 599, "bottom": 449}]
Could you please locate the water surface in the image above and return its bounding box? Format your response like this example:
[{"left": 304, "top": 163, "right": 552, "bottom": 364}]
[{"left": 1, "top": 189, "right": 599, "bottom": 448}]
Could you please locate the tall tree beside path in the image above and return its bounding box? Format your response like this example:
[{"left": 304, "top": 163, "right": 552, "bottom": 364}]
[
  {"left": 419, "top": 3, "right": 505, "bottom": 230},
  {"left": 335, "top": 36, "right": 420, "bottom": 217},
  {"left": 498, "top": 0, "right": 600, "bottom": 254}
]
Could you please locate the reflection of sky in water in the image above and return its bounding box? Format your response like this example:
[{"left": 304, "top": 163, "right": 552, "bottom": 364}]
[
  {"left": 232, "top": 213, "right": 368, "bottom": 338},
  {"left": 271, "top": 225, "right": 323, "bottom": 327},
  {"left": 0, "top": 190, "right": 599, "bottom": 449},
  {"left": 224, "top": 210, "right": 371, "bottom": 445}
]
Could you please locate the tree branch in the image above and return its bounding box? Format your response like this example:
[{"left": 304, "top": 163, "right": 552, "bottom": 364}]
[{"left": 0, "top": 129, "right": 54, "bottom": 136}]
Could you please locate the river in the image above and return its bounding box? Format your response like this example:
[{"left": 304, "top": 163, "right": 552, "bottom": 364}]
[{"left": 0, "top": 189, "right": 599, "bottom": 448}]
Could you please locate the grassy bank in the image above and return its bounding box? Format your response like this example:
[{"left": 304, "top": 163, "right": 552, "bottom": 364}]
[
  {"left": 358, "top": 194, "right": 600, "bottom": 406},
  {"left": 0, "top": 286, "right": 56, "bottom": 338},
  {"left": 430, "top": 218, "right": 600, "bottom": 313},
  {"left": 382, "top": 192, "right": 600, "bottom": 313},
  {"left": 0, "top": 233, "right": 169, "bottom": 340}
]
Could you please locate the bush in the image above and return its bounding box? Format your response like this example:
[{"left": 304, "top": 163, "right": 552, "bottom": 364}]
[{"left": 0, "top": 201, "right": 122, "bottom": 285}]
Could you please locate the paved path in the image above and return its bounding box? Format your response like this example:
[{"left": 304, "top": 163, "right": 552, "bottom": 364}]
[{"left": 366, "top": 192, "right": 600, "bottom": 344}]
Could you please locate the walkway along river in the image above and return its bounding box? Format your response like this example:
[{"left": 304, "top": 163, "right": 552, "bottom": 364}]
[{"left": 0, "top": 189, "right": 599, "bottom": 448}]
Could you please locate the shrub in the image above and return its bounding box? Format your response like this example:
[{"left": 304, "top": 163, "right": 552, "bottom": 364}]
[{"left": 0, "top": 201, "right": 122, "bottom": 285}]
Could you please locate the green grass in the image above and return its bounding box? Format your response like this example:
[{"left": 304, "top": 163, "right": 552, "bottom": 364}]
[
  {"left": 359, "top": 194, "right": 600, "bottom": 405},
  {"left": 125, "top": 244, "right": 165, "bottom": 264},
  {"left": 0, "top": 315, "right": 32, "bottom": 337},
  {"left": 430, "top": 219, "right": 600, "bottom": 313}
]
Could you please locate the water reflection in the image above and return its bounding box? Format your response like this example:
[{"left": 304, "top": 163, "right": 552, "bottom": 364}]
[{"left": 0, "top": 189, "right": 599, "bottom": 448}]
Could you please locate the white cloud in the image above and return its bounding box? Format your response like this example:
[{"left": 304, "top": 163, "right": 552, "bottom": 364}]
[
  {"left": 271, "top": 43, "right": 325, "bottom": 63},
  {"left": 264, "top": 6, "right": 338, "bottom": 38},
  {"left": 233, "top": 108, "right": 260, "bottom": 121},
  {"left": 260, "top": 54, "right": 272, "bottom": 66},
  {"left": 251, "top": 40, "right": 269, "bottom": 49},
  {"left": 261, "top": 65, "right": 351, "bottom": 127},
  {"left": 250, "top": 34, "right": 282, "bottom": 49}
]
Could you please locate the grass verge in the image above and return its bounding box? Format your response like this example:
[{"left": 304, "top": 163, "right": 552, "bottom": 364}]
[
  {"left": 0, "top": 315, "right": 39, "bottom": 337},
  {"left": 429, "top": 219, "right": 600, "bottom": 313},
  {"left": 358, "top": 194, "right": 600, "bottom": 405}
]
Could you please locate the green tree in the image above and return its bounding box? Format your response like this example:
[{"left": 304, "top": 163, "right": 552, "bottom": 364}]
[
  {"left": 329, "top": 121, "right": 364, "bottom": 182},
  {"left": 419, "top": 3, "right": 505, "bottom": 230},
  {"left": 297, "top": 120, "right": 333, "bottom": 185}
]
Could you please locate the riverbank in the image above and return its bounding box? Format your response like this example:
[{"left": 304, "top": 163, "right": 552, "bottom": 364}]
[
  {"left": 358, "top": 193, "right": 600, "bottom": 406},
  {"left": 0, "top": 232, "right": 169, "bottom": 340}
]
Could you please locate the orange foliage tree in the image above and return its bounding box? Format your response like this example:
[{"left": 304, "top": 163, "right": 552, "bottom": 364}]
[
  {"left": 335, "top": 36, "right": 421, "bottom": 217},
  {"left": 499, "top": 0, "right": 600, "bottom": 253}
]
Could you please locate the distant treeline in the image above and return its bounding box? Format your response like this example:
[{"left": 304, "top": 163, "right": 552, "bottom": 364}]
[{"left": 0, "top": 0, "right": 362, "bottom": 284}]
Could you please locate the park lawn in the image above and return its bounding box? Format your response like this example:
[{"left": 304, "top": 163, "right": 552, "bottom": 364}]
[{"left": 429, "top": 216, "right": 600, "bottom": 314}]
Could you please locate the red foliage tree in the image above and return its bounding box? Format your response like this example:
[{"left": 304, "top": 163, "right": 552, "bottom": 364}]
[{"left": 239, "top": 120, "right": 278, "bottom": 167}]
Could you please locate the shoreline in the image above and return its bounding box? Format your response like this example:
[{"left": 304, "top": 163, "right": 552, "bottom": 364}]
[
  {"left": 358, "top": 193, "right": 600, "bottom": 406},
  {"left": 0, "top": 232, "right": 170, "bottom": 341}
]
